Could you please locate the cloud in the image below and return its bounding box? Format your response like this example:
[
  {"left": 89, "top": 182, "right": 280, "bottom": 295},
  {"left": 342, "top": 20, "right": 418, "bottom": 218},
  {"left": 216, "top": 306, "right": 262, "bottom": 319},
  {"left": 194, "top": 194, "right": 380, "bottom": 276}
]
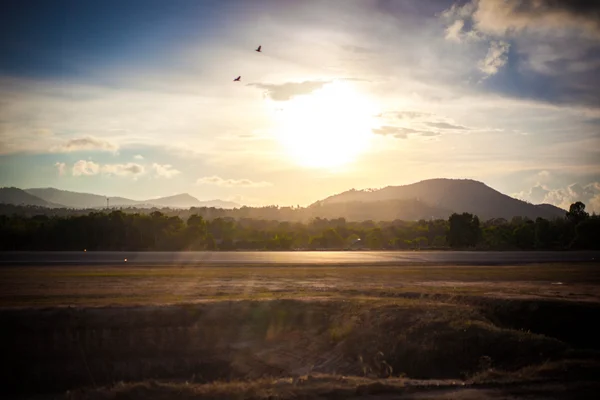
[
  {"left": 445, "top": 19, "right": 465, "bottom": 42},
  {"left": 71, "top": 160, "right": 145, "bottom": 178},
  {"left": 72, "top": 160, "right": 100, "bottom": 176},
  {"left": 53, "top": 136, "right": 119, "bottom": 153},
  {"left": 375, "top": 112, "right": 470, "bottom": 136},
  {"left": 443, "top": 0, "right": 600, "bottom": 38},
  {"left": 372, "top": 126, "right": 440, "bottom": 139},
  {"left": 373, "top": 126, "right": 408, "bottom": 139},
  {"left": 249, "top": 80, "right": 330, "bottom": 101},
  {"left": 543, "top": 182, "right": 600, "bottom": 212},
  {"left": 101, "top": 163, "right": 145, "bottom": 177},
  {"left": 516, "top": 182, "right": 600, "bottom": 213},
  {"left": 514, "top": 184, "right": 551, "bottom": 204},
  {"left": 33, "top": 129, "right": 53, "bottom": 137},
  {"left": 478, "top": 40, "right": 510, "bottom": 76},
  {"left": 341, "top": 45, "right": 375, "bottom": 54},
  {"left": 152, "top": 163, "right": 181, "bottom": 178},
  {"left": 196, "top": 176, "right": 272, "bottom": 188},
  {"left": 472, "top": 0, "right": 600, "bottom": 38},
  {"left": 441, "top": 1, "right": 600, "bottom": 103},
  {"left": 394, "top": 111, "right": 432, "bottom": 119},
  {"left": 425, "top": 121, "right": 469, "bottom": 130},
  {"left": 134, "top": 154, "right": 144, "bottom": 160},
  {"left": 54, "top": 162, "right": 66, "bottom": 176}
]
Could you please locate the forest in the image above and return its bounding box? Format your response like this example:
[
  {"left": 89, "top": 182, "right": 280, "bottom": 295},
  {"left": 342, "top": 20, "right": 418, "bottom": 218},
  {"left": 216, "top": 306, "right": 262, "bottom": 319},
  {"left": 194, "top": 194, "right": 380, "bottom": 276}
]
[{"left": 0, "top": 201, "right": 598, "bottom": 251}]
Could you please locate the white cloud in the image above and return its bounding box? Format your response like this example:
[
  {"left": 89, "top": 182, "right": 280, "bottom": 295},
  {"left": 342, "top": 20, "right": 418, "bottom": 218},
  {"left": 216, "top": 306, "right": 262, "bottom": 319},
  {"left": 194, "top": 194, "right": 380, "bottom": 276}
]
[
  {"left": 71, "top": 160, "right": 144, "bottom": 178},
  {"left": 33, "top": 128, "right": 53, "bottom": 137},
  {"left": 134, "top": 154, "right": 144, "bottom": 160},
  {"left": 152, "top": 163, "right": 181, "bottom": 178},
  {"left": 54, "top": 162, "right": 66, "bottom": 176},
  {"left": 441, "top": 0, "right": 600, "bottom": 88},
  {"left": 249, "top": 80, "right": 331, "bottom": 101},
  {"left": 445, "top": 19, "right": 465, "bottom": 42},
  {"left": 516, "top": 182, "right": 600, "bottom": 213},
  {"left": 478, "top": 40, "right": 510, "bottom": 76},
  {"left": 52, "top": 136, "right": 119, "bottom": 153},
  {"left": 101, "top": 163, "right": 145, "bottom": 177},
  {"left": 72, "top": 160, "right": 100, "bottom": 176},
  {"left": 196, "top": 176, "right": 272, "bottom": 188},
  {"left": 471, "top": 0, "right": 600, "bottom": 38},
  {"left": 443, "top": 0, "right": 600, "bottom": 38},
  {"left": 372, "top": 126, "right": 440, "bottom": 139}
]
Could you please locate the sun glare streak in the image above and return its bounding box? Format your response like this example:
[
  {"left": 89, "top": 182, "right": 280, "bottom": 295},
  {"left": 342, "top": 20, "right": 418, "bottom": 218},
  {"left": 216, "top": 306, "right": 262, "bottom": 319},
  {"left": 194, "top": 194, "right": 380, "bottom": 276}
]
[{"left": 272, "top": 81, "right": 378, "bottom": 169}]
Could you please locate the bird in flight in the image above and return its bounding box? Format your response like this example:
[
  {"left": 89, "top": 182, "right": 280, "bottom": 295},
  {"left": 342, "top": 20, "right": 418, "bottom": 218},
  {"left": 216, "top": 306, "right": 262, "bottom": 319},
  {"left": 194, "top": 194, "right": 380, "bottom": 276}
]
[
  {"left": 255, "top": 45, "right": 262, "bottom": 53},
  {"left": 233, "top": 76, "right": 241, "bottom": 82}
]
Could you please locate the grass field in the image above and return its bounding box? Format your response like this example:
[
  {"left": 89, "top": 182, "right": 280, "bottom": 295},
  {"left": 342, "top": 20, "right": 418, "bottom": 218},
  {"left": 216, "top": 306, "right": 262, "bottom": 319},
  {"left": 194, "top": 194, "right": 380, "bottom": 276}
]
[
  {"left": 2, "top": 263, "right": 600, "bottom": 307},
  {"left": 2, "top": 263, "right": 600, "bottom": 399}
]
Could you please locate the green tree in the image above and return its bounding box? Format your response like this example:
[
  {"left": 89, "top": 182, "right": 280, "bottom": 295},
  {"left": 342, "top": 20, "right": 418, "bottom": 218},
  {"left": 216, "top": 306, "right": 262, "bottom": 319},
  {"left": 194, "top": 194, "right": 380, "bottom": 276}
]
[
  {"left": 571, "top": 216, "right": 600, "bottom": 249},
  {"left": 366, "top": 228, "right": 384, "bottom": 249},
  {"left": 534, "top": 218, "right": 552, "bottom": 249},
  {"left": 322, "top": 228, "right": 345, "bottom": 248},
  {"left": 566, "top": 201, "right": 589, "bottom": 224},
  {"left": 447, "top": 213, "right": 481, "bottom": 248},
  {"left": 512, "top": 221, "right": 535, "bottom": 249},
  {"left": 431, "top": 235, "right": 446, "bottom": 248}
]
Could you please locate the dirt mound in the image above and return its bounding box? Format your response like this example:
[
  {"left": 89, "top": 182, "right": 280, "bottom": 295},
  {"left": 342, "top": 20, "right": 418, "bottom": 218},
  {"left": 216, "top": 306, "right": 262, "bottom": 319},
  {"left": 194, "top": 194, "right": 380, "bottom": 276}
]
[
  {"left": 3, "top": 298, "right": 590, "bottom": 396},
  {"left": 66, "top": 374, "right": 600, "bottom": 400}
]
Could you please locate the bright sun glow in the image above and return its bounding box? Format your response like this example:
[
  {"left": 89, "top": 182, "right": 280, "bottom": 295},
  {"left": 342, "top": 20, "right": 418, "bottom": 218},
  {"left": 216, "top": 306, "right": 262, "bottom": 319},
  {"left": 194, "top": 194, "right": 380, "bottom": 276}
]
[{"left": 273, "top": 81, "right": 378, "bottom": 168}]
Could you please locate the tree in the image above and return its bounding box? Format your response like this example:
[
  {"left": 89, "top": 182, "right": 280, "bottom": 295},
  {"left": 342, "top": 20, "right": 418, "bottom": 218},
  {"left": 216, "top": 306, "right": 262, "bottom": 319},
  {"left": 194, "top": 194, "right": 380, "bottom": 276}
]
[
  {"left": 534, "top": 218, "right": 552, "bottom": 249},
  {"left": 447, "top": 213, "right": 481, "bottom": 248},
  {"left": 1, "top": 205, "right": 599, "bottom": 251},
  {"left": 322, "top": 228, "right": 345, "bottom": 248},
  {"left": 566, "top": 201, "right": 589, "bottom": 224},
  {"left": 414, "top": 236, "right": 428, "bottom": 249},
  {"left": 571, "top": 216, "right": 600, "bottom": 249},
  {"left": 366, "top": 228, "right": 384, "bottom": 249},
  {"left": 513, "top": 221, "right": 535, "bottom": 249},
  {"left": 431, "top": 235, "right": 446, "bottom": 248}
]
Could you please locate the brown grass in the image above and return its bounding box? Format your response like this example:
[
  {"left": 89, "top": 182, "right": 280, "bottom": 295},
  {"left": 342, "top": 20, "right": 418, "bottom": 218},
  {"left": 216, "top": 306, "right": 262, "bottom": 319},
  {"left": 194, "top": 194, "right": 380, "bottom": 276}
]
[
  {"left": 2, "top": 263, "right": 600, "bottom": 397},
  {"left": 2, "top": 263, "right": 600, "bottom": 308}
]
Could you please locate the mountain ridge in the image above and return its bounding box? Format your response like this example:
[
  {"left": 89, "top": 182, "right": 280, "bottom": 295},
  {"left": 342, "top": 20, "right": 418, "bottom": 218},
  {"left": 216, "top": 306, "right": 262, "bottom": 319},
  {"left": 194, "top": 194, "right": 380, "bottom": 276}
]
[
  {"left": 0, "top": 187, "right": 62, "bottom": 208},
  {"left": 313, "top": 178, "right": 565, "bottom": 220},
  {"left": 1, "top": 180, "right": 569, "bottom": 220},
  {"left": 20, "top": 188, "right": 240, "bottom": 209}
]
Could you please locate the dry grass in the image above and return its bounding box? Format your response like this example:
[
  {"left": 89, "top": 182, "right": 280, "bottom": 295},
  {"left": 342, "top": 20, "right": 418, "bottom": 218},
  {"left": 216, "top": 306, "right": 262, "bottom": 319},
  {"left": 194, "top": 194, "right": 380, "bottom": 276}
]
[
  {"left": 2, "top": 263, "right": 600, "bottom": 397},
  {"left": 1, "top": 263, "right": 599, "bottom": 308}
]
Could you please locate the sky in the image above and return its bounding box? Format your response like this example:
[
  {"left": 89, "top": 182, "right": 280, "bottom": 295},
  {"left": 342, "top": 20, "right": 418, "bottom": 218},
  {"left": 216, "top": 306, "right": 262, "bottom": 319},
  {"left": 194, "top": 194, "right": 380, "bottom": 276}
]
[{"left": 1, "top": 0, "right": 599, "bottom": 211}]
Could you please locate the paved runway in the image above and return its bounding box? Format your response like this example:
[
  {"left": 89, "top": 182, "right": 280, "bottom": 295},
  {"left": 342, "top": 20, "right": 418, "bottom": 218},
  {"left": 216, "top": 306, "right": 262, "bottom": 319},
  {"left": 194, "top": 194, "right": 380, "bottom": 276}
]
[{"left": 1, "top": 251, "right": 599, "bottom": 266}]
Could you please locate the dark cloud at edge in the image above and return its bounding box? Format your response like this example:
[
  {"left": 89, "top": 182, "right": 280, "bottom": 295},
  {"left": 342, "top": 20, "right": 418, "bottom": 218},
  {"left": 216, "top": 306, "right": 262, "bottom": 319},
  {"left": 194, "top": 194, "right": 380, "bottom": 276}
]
[
  {"left": 426, "top": 121, "right": 469, "bottom": 130},
  {"left": 372, "top": 125, "right": 441, "bottom": 139}
]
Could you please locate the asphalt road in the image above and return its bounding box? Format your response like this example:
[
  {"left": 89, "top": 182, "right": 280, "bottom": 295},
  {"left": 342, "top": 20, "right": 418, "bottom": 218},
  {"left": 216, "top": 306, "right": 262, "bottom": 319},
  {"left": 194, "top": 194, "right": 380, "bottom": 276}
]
[{"left": 0, "top": 251, "right": 599, "bottom": 266}]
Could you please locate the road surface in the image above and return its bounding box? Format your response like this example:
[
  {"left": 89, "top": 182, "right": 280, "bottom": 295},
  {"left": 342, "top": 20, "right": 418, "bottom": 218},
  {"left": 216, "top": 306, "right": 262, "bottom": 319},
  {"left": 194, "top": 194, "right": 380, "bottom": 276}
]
[{"left": 1, "top": 251, "right": 598, "bottom": 266}]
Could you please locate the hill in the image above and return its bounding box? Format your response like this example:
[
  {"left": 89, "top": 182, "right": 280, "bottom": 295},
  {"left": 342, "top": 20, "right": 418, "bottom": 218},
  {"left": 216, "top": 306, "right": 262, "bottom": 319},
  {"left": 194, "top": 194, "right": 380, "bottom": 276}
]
[
  {"left": 0, "top": 187, "right": 63, "bottom": 208},
  {"left": 26, "top": 188, "right": 139, "bottom": 209},
  {"left": 307, "top": 198, "right": 453, "bottom": 221},
  {"left": 25, "top": 188, "right": 240, "bottom": 209},
  {"left": 314, "top": 179, "right": 566, "bottom": 220},
  {"left": 196, "top": 199, "right": 241, "bottom": 209}
]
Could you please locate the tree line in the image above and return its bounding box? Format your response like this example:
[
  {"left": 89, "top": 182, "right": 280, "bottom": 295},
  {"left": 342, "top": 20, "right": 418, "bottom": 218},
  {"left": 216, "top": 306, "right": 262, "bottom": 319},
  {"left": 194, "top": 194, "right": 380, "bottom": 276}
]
[{"left": 0, "top": 202, "right": 598, "bottom": 251}]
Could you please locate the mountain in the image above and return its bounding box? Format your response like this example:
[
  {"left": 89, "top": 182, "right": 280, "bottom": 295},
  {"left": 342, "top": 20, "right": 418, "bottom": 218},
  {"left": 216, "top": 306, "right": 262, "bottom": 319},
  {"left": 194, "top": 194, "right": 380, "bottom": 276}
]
[
  {"left": 142, "top": 193, "right": 208, "bottom": 208},
  {"left": 196, "top": 199, "right": 241, "bottom": 209},
  {"left": 26, "top": 188, "right": 138, "bottom": 209},
  {"left": 314, "top": 179, "right": 566, "bottom": 221},
  {"left": 24, "top": 188, "right": 240, "bottom": 209},
  {"left": 536, "top": 203, "right": 567, "bottom": 217},
  {"left": 308, "top": 198, "right": 453, "bottom": 221},
  {"left": 0, "top": 187, "right": 63, "bottom": 208}
]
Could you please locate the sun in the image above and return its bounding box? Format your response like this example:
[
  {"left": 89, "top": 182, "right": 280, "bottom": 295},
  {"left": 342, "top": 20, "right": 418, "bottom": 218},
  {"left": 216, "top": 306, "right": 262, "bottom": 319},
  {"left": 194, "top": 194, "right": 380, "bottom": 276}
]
[{"left": 272, "top": 81, "right": 377, "bottom": 169}]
